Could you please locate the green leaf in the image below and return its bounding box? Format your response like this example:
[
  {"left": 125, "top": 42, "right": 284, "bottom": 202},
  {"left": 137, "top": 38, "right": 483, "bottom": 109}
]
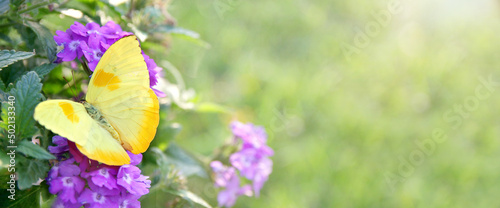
[
  {"left": 40, "top": 195, "right": 56, "bottom": 208},
  {"left": 62, "top": 0, "right": 100, "bottom": 23},
  {"left": 166, "top": 189, "right": 213, "bottom": 208},
  {"left": 9, "top": 72, "right": 43, "bottom": 139},
  {"left": 164, "top": 143, "right": 208, "bottom": 178},
  {"left": 13, "top": 24, "right": 38, "bottom": 53},
  {"left": 0, "top": 61, "right": 27, "bottom": 86},
  {"left": 0, "top": 171, "right": 10, "bottom": 189},
  {"left": 0, "top": 0, "right": 9, "bottom": 15},
  {"left": 17, "top": 140, "right": 55, "bottom": 160},
  {"left": 34, "top": 8, "right": 61, "bottom": 20},
  {"left": 152, "top": 25, "right": 200, "bottom": 38},
  {"left": 97, "top": 0, "right": 127, "bottom": 23},
  {"left": 17, "top": 157, "right": 49, "bottom": 190},
  {"left": 32, "top": 63, "right": 57, "bottom": 79},
  {"left": 0, "top": 33, "right": 14, "bottom": 46},
  {"left": 11, "top": 0, "right": 25, "bottom": 7},
  {"left": 0, "top": 79, "right": 5, "bottom": 91},
  {"left": 152, "top": 25, "right": 210, "bottom": 48},
  {"left": 0, "top": 50, "right": 35, "bottom": 70},
  {"left": 151, "top": 122, "right": 181, "bottom": 151},
  {"left": 24, "top": 21, "right": 57, "bottom": 62},
  {"left": 0, "top": 182, "right": 42, "bottom": 207},
  {"left": 0, "top": 100, "right": 8, "bottom": 131},
  {"left": 0, "top": 90, "right": 8, "bottom": 102}
]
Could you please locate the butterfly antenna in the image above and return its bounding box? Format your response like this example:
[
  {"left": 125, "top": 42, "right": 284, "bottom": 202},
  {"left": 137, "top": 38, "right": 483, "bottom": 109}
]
[
  {"left": 71, "top": 70, "right": 78, "bottom": 98},
  {"left": 62, "top": 76, "right": 76, "bottom": 99},
  {"left": 81, "top": 57, "right": 92, "bottom": 77}
]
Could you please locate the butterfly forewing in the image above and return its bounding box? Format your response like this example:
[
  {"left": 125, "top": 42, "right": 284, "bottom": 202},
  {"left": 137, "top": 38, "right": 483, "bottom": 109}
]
[{"left": 86, "top": 35, "right": 160, "bottom": 155}]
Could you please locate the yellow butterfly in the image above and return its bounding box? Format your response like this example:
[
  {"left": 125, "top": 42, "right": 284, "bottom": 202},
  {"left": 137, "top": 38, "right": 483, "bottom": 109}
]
[{"left": 34, "top": 35, "right": 159, "bottom": 166}]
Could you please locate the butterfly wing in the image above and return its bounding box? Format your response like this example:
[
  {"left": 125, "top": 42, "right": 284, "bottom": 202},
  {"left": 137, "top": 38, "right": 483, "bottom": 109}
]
[
  {"left": 34, "top": 100, "right": 130, "bottom": 165},
  {"left": 86, "top": 35, "right": 160, "bottom": 155}
]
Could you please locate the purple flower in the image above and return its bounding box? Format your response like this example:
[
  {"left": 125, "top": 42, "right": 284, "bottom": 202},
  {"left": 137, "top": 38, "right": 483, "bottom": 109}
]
[
  {"left": 48, "top": 136, "right": 69, "bottom": 157},
  {"left": 48, "top": 176, "right": 85, "bottom": 203},
  {"left": 47, "top": 158, "right": 78, "bottom": 178},
  {"left": 142, "top": 52, "right": 161, "bottom": 87},
  {"left": 217, "top": 173, "right": 252, "bottom": 207},
  {"left": 211, "top": 161, "right": 236, "bottom": 188},
  {"left": 79, "top": 34, "right": 105, "bottom": 70},
  {"left": 101, "top": 21, "right": 132, "bottom": 44},
  {"left": 59, "top": 159, "right": 80, "bottom": 176},
  {"left": 54, "top": 30, "right": 84, "bottom": 62},
  {"left": 116, "top": 190, "right": 141, "bottom": 208},
  {"left": 47, "top": 134, "right": 150, "bottom": 207},
  {"left": 85, "top": 165, "right": 119, "bottom": 190},
  {"left": 251, "top": 157, "right": 272, "bottom": 196},
  {"left": 51, "top": 197, "right": 82, "bottom": 208},
  {"left": 230, "top": 148, "right": 261, "bottom": 179},
  {"left": 78, "top": 181, "right": 119, "bottom": 208},
  {"left": 127, "top": 151, "right": 143, "bottom": 166},
  {"left": 68, "top": 141, "right": 85, "bottom": 163},
  {"left": 48, "top": 164, "right": 59, "bottom": 180},
  {"left": 231, "top": 121, "right": 268, "bottom": 149},
  {"left": 212, "top": 121, "right": 274, "bottom": 206},
  {"left": 230, "top": 148, "right": 273, "bottom": 196},
  {"left": 117, "top": 165, "right": 151, "bottom": 196},
  {"left": 70, "top": 21, "right": 122, "bottom": 42},
  {"left": 47, "top": 159, "right": 80, "bottom": 184},
  {"left": 69, "top": 21, "right": 90, "bottom": 37}
]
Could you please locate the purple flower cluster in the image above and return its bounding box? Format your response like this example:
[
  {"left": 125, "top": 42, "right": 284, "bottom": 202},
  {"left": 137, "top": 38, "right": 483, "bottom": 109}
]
[
  {"left": 47, "top": 136, "right": 150, "bottom": 208},
  {"left": 54, "top": 21, "right": 165, "bottom": 97},
  {"left": 210, "top": 121, "right": 274, "bottom": 207}
]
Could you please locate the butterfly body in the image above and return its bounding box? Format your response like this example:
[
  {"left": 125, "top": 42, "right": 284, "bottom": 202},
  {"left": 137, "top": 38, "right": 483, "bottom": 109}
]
[
  {"left": 34, "top": 36, "right": 159, "bottom": 166},
  {"left": 83, "top": 101, "right": 120, "bottom": 140}
]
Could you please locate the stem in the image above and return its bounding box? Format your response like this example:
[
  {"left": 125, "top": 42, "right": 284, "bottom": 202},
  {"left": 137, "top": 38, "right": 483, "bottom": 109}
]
[
  {"left": 81, "top": 57, "right": 92, "bottom": 77},
  {"left": 126, "top": 0, "right": 135, "bottom": 19},
  {"left": 22, "top": 17, "right": 37, "bottom": 22},
  {"left": 18, "top": 1, "right": 53, "bottom": 14}
]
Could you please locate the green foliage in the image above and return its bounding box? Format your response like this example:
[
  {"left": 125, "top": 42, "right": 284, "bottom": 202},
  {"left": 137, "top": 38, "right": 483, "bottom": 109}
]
[
  {"left": 24, "top": 21, "right": 57, "bottom": 62},
  {"left": 0, "top": 50, "right": 35, "bottom": 69},
  {"left": 0, "top": 62, "right": 27, "bottom": 87},
  {"left": 0, "top": 79, "right": 5, "bottom": 91},
  {"left": 0, "top": 100, "right": 9, "bottom": 131},
  {"left": 0, "top": 1, "right": 9, "bottom": 15},
  {"left": 150, "top": 122, "right": 181, "bottom": 151},
  {"left": 17, "top": 140, "right": 55, "bottom": 160},
  {"left": 32, "top": 63, "right": 57, "bottom": 79},
  {"left": 164, "top": 143, "right": 208, "bottom": 178},
  {"left": 0, "top": 184, "right": 43, "bottom": 207},
  {"left": 165, "top": 189, "right": 213, "bottom": 208},
  {"left": 153, "top": 25, "right": 200, "bottom": 38},
  {"left": 0, "top": 0, "right": 221, "bottom": 207},
  {"left": 8, "top": 72, "right": 42, "bottom": 139},
  {"left": 17, "top": 156, "right": 49, "bottom": 190},
  {"left": 144, "top": 147, "right": 211, "bottom": 207}
]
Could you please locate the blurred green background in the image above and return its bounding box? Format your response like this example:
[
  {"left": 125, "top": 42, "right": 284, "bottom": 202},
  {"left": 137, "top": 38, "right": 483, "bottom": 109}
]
[{"left": 164, "top": 0, "right": 500, "bottom": 207}]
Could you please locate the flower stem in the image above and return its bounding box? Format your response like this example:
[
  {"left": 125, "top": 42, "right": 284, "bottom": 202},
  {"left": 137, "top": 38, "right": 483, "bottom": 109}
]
[{"left": 18, "top": 1, "right": 53, "bottom": 14}]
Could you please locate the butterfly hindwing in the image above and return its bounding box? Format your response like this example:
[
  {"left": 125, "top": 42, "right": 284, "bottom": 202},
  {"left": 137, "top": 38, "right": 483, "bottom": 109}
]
[
  {"left": 75, "top": 123, "right": 130, "bottom": 166},
  {"left": 96, "top": 87, "right": 159, "bottom": 154},
  {"left": 34, "top": 100, "right": 130, "bottom": 165}
]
